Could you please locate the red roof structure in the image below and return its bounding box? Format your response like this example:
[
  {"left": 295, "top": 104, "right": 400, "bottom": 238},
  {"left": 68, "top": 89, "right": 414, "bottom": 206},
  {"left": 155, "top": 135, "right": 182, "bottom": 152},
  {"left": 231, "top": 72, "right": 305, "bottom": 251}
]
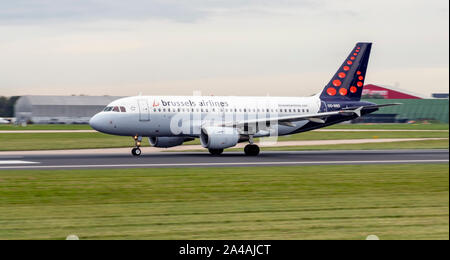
[{"left": 362, "top": 84, "right": 423, "bottom": 99}]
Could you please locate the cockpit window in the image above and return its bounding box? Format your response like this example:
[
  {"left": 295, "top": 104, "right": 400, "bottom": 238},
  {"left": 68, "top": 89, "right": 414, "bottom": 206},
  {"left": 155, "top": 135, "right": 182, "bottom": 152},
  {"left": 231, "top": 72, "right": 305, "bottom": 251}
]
[
  {"left": 120, "top": 106, "right": 126, "bottom": 112},
  {"left": 113, "top": 106, "right": 120, "bottom": 112},
  {"left": 104, "top": 107, "right": 113, "bottom": 112}
]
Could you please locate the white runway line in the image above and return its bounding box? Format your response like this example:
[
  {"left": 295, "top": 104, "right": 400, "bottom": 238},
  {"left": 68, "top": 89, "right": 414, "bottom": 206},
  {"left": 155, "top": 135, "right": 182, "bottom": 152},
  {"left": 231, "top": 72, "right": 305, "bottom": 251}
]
[
  {"left": 0, "top": 160, "right": 39, "bottom": 165},
  {"left": 0, "top": 159, "right": 447, "bottom": 169}
]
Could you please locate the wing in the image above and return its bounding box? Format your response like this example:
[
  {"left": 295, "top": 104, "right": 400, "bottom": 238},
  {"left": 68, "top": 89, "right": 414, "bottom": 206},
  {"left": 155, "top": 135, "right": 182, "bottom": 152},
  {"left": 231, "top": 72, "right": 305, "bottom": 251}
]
[{"left": 219, "top": 103, "right": 402, "bottom": 128}]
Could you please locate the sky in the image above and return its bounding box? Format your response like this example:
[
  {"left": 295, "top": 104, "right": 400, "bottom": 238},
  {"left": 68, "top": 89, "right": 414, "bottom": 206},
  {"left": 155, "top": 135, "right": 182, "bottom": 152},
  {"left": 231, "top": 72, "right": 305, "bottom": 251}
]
[{"left": 0, "top": 0, "right": 448, "bottom": 97}]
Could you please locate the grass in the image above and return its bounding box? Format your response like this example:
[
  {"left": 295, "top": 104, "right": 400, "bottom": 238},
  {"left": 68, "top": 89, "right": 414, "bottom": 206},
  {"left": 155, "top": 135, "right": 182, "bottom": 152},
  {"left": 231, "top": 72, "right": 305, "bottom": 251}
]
[
  {"left": 327, "top": 123, "right": 449, "bottom": 130},
  {"left": 275, "top": 131, "right": 448, "bottom": 141},
  {"left": 0, "top": 164, "right": 448, "bottom": 240},
  {"left": 0, "top": 131, "right": 448, "bottom": 151},
  {"left": 0, "top": 124, "right": 92, "bottom": 131},
  {"left": 0, "top": 132, "right": 134, "bottom": 151}
]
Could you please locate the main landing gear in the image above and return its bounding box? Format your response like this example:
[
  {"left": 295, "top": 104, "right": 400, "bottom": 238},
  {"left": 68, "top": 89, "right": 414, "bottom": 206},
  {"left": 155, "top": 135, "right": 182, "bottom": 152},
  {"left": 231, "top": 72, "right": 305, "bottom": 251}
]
[
  {"left": 132, "top": 135, "right": 142, "bottom": 156},
  {"left": 244, "top": 144, "right": 260, "bottom": 156},
  {"left": 244, "top": 135, "right": 260, "bottom": 156},
  {"left": 208, "top": 148, "right": 224, "bottom": 155}
]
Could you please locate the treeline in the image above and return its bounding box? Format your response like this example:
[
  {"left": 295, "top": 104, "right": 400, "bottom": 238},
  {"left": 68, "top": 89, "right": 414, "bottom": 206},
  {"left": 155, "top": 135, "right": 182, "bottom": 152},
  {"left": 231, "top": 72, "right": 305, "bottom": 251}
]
[{"left": 0, "top": 96, "right": 20, "bottom": 117}]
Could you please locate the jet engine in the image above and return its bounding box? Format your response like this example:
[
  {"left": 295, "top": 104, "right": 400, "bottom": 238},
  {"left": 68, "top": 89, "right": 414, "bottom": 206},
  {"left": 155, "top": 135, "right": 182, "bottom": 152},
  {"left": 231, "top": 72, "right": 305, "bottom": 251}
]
[
  {"left": 149, "top": 137, "right": 194, "bottom": 148},
  {"left": 200, "top": 127, "right": 240, "bottom": 149}
]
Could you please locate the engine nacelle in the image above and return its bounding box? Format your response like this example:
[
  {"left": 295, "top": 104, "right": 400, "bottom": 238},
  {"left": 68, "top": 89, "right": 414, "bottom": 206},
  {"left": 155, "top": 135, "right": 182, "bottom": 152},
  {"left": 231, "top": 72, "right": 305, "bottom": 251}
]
[
  {"left": 200, "top": 127, "right": 240, "bottom": 149},
  {"left": 149, "top": 137, "right": 193, "bottom": 148}
]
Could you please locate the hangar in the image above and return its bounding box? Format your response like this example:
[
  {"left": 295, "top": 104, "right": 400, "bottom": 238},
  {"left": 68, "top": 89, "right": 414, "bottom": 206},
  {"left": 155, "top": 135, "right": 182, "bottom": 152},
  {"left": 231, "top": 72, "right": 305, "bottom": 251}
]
[
  {"left": 357, "top": 85, "right": 449, "bottom": 123},
  {"left": 15, "top": 95, "right": 123, "bottom": 124}
]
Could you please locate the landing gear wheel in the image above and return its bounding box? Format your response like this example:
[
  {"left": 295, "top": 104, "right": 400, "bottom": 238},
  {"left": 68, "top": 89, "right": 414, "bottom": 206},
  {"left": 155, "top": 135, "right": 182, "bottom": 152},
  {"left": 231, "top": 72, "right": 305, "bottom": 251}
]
[
  {"left": 131, "top": 135, "right": 143, "bottom": 156},
  {"left": 208, "top": 148, "right": 224, "bottom": 155},
  {"left": 132, "top": 148, "right": 142, "bottom": 156},
  {"left": 244, "top": 144, "right": 260, "bottom": 156}
]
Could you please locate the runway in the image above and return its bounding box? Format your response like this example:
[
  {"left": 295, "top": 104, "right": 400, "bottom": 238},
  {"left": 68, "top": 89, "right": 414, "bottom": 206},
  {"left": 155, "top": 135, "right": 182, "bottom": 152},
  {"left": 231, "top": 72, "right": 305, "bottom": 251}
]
[{"left": 0, "top": 149, "right": 448, "bottom": 170}]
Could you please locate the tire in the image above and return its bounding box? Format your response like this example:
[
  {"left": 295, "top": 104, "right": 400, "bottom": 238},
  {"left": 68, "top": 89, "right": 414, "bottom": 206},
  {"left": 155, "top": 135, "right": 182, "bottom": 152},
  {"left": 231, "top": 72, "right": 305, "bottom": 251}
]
[
  {"left": 208, "top": 148, "right": 224, "bottom": 155},
  {"left": 244, "top": 144, "right": 260, "bottom": 156},
  {"left": 132, "top": 148, "right": 142, "bottom": 156}
]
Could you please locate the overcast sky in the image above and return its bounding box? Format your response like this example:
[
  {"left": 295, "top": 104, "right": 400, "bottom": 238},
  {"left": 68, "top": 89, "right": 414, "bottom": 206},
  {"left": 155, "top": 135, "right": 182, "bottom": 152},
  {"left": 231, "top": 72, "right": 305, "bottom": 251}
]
[{"left": 0, "top": 0, "right": 448, "bottom": 97}]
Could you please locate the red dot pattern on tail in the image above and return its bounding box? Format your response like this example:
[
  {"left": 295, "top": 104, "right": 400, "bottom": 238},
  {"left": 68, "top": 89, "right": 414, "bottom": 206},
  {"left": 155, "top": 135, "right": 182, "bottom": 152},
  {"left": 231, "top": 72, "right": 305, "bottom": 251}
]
[
  {"left": 339, "top": 88, "right": 348, "bottom": 96},
  {"left": 333, "top": 79, "right": 342, "bottom": 87},
  {"left": 327, "top": 88, "right": 337, "bottom": 96}
]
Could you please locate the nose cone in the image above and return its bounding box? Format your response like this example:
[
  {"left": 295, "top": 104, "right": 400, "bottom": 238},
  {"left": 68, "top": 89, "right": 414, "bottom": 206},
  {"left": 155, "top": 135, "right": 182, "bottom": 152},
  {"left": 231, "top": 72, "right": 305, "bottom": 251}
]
[{"left": 89, "top": 113, "right": 103, "bottom": 132}]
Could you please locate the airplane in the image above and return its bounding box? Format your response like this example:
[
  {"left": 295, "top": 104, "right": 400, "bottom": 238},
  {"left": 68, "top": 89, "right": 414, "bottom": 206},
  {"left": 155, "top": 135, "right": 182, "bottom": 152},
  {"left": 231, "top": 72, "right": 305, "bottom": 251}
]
[
  {"left": 0, "top": 118, "right": 9, "bottom": 124},
  {"left": 90, "top": 42, "right": 400, "bottom": 156}
]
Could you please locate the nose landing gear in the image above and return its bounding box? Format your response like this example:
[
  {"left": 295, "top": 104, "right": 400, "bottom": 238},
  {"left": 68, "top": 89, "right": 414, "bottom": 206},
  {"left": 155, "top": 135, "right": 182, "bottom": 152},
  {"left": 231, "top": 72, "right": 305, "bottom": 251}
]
[
  {"left": 132, "top": 135, "right": 143, "bottom": 156},
  {"left": 132, "top": 147, "right": 142, "bottom": 156}
]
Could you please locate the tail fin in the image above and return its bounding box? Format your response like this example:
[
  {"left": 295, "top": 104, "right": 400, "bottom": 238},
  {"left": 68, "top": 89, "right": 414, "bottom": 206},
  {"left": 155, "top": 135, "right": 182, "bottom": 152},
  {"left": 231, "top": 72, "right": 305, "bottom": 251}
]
[{"left": 320, "top": 42, "right": 372, "bottom": 101}]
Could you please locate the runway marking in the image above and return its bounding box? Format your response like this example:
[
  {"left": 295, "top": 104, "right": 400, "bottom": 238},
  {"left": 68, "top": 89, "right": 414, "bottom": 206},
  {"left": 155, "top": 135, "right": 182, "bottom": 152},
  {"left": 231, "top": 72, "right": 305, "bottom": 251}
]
[
  {"left": 0, "top": 160, "right": 39, "bottom": 165},
  {"left": 0, "top": 159, "right": 447, "bottom": 169}
]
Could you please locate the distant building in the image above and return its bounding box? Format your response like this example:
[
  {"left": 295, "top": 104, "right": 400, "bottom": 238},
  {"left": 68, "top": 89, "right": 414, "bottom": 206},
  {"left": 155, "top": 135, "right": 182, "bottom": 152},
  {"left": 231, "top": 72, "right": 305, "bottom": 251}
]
[
  {"left": 432, "top": 93, "right": 449, "bottom": 99},
  {"left": 362, "top": 84, "right": 424, "bottom": 99},
  {"left": 15, "top": 95, "right": 123, "bottom": 124},
  {"left": 357, "top": 85, "right": 449, "bottom": 123}
]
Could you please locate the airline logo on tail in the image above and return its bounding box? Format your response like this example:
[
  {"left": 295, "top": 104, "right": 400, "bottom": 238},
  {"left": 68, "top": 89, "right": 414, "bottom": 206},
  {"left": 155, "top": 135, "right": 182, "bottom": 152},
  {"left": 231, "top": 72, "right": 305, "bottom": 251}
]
[{"left": 320, "top": 42, "right": 372, "bottom": 101}]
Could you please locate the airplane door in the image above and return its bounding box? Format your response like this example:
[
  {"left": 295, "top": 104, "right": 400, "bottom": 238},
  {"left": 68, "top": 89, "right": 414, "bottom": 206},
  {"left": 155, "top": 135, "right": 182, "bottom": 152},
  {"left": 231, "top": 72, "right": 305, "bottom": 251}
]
[
  {"left": 321, "top": 101, "right": 328, "bottom": 113},
  {"left": 138, "top": 99, "right": 150, "bottom": 121}
]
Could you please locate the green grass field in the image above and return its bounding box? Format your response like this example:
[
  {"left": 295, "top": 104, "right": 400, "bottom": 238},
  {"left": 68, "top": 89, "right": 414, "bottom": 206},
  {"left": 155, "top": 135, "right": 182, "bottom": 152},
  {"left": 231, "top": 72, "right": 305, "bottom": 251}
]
[
  {"left": 0, "top": 164, "right": 447, "bottom": 240},
  {"left": 0, "top": 124, "right": 92, "bottom": 131},
  {"left": 327, "top": 123, "right": 449, "bottom": 130},
  {"left": 0, "top": 130, "right": 448, "bottom": 151}
]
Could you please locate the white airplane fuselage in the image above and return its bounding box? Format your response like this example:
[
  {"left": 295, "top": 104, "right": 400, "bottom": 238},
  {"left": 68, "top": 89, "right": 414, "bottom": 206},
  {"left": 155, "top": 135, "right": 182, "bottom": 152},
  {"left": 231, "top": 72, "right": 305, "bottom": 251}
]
[{"left": 90, "top": 95, "right": 322, "bottom": 138}]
